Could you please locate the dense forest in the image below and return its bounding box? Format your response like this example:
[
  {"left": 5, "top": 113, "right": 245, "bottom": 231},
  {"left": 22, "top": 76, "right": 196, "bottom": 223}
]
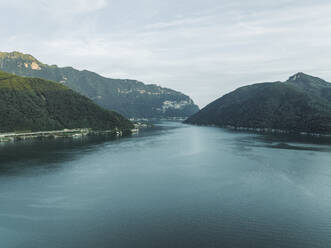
[
  {"left": 0, "top": 71, "right": 133, "bottom": 133},
  {"left": 185, "top": 73, "right": 331, "bottom": 134}
]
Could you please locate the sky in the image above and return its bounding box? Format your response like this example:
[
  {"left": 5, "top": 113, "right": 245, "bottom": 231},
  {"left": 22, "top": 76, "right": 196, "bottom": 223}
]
[{"left": 1, "top": 0, "right": 331, "bottom": 107}]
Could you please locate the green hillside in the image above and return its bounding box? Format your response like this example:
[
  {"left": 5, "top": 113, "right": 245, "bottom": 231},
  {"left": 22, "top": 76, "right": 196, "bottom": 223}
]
[
  {"left": 0, "top": 70, "right": 133, "bottom": 133},
  {"left": 185, "top": 73, "right": 331, "bottom": 134},
  {"left": 0, "top": 51, "right": 199, "bottom": 118}
]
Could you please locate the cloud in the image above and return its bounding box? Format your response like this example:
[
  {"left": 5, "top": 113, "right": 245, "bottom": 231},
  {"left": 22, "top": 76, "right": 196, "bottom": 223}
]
[
  {"left": 0, "top": 0, "right": 108, "bottom": 14},
  {"left": 1, "top": 0, "right": 331, "bottom": 107},
  {"left": 41, "top": 0, "right": 108, "bottom": 15}
]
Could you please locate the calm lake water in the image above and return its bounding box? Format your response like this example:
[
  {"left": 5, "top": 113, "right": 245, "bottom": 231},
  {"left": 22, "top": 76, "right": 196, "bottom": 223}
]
[{"left": 1, "top": 122, "right": 331, "bottom": 248}]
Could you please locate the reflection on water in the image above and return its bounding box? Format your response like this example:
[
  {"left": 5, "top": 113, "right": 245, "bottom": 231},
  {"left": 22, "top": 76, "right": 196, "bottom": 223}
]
[
  {"left": 1, "top": 122, "right": 331, "bottom": 248},
  {"left": 0, "top": 137, "right": 111, "bottom": 175}
]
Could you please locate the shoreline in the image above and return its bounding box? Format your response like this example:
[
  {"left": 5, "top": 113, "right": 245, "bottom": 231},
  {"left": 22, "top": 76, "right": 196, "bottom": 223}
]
[
  {"left": 225, "top": 125, "right": 331, "bottom": 137},
  {"left": 0, "top": 120, "right": 159, "bottom": 144},
  {"left": 184, "top": 123, "right": 331, "bottom": 138},
  {"left": 0, "top": 128, "right": 132, "bottom": 143}
]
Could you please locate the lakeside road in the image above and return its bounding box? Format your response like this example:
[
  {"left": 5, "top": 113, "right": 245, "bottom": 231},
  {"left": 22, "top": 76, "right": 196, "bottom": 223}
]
[
  {"left": 0, "top": 129, "right": 90, "bottom": 137},
  {"left": 0, "top": 129, "right": 90, "bottom": 142},
  {"left": 0, "top": 128, "right": 128, "bottom": 143}
]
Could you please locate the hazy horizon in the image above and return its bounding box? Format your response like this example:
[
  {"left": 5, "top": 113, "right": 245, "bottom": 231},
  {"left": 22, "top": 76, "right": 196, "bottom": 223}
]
[{"left": 1, "top": 0, "right": 331, "bottom": 107}]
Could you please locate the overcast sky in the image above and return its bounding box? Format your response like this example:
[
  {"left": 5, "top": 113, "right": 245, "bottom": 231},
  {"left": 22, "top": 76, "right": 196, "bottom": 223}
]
[{"left": 1, "top": 0, "right": 331, "bottom": 107}]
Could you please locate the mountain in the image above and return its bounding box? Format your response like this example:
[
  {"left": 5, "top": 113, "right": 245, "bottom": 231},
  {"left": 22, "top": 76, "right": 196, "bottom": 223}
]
[
  {"left": 0, "top": 70, "right": 133, "bottom": 133},
  {"left": 185, "top": 73, "right": 331, "bottom": 134},
  {"left": 0, "top": 51, "right": 199, "bottom": 118}
]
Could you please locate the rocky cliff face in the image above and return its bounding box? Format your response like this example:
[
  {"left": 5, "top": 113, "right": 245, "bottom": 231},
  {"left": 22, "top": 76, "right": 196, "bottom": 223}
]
[{"left": 0, "top": 51, "right": 199, "bottom": 118}]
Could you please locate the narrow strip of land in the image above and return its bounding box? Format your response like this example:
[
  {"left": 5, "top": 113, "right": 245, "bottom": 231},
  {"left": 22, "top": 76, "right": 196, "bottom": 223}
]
[{"left": 0, "top": 128, "right": 121, "bottom": 142}]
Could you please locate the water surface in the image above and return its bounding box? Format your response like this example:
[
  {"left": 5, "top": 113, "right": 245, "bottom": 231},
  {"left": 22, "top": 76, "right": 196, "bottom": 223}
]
[{"left": 1, "top": 122, "right": 331, "bottom": 248}]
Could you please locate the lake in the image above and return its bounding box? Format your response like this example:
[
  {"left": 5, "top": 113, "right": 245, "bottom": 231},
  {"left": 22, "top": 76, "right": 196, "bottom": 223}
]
[{"left": 1, "top": 121, "right": 331, "bottom": 248}]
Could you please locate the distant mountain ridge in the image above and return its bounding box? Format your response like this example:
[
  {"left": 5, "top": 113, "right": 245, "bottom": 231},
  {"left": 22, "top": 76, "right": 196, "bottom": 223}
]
[
  {"left": 185, "top": 73, "right": 331, "bottom": 134},
  {"left": 0, "top": 70, "right": 133, "bottom": 133},
  {"left": 0, "top": 51, "right": 199, "bottom": 118}
]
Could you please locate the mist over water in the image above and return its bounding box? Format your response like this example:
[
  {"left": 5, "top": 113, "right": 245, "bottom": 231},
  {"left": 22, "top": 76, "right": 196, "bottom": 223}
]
[{"left": 1, "top": 122, "right": 331, "bottom": 248}]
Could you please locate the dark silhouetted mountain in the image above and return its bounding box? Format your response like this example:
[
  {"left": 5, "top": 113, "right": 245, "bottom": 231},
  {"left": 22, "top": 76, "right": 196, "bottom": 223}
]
[
  {"left": 185, "top": 73, "right": 331, "bottom": 134},
  {"left": 0, "top": 51, "right": 199, "bottom": 118}
]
